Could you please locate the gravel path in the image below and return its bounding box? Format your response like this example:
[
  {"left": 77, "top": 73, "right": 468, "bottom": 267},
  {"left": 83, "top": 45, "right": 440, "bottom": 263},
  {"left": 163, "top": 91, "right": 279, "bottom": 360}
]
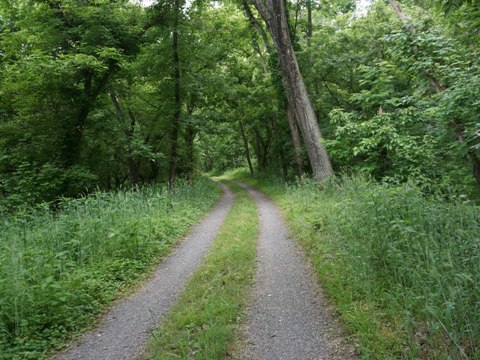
[
  {"left": 55, "top": 182, "right": 234, "bottom": 360},
  {"left": 235, "top": 182, "right": 356, "bottom": 360}
]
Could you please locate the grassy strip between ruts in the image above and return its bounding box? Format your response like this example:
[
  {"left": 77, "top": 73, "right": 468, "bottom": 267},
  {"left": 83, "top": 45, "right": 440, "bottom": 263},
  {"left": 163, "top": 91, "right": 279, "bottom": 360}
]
[
  {"left": 229, "top": 169, "right": 480, "bottom": 360},
  {"left": 144, "top": 181, "right": 258, "bottom": 360},
  {"left": 0, "top": 178, "right": 220, "bottom": 360}
]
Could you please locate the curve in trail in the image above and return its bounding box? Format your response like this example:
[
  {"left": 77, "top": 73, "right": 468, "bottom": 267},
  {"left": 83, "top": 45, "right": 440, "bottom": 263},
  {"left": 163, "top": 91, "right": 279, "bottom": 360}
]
[
  {"left": 235, "top": 181, "right": 356, "bottom": 360},
  {"left": 55, "top": 182, "right": 234, "bottom": 360}
]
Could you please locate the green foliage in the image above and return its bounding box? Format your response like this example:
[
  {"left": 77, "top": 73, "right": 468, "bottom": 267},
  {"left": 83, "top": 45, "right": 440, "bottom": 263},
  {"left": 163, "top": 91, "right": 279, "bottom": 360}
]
[
  {"left": 242, "top": 173, "right": 480, "bottom": 359},
  {"left": 327, "top": 107, "right": 439, "bottom": 184},
  {"left": 0, "top": 178, "right": 220, "bottom": 359},
  {"left": 2, "top": 0, "right": 480, "bottom": 203},
  {"left": 305, "top": 3, "right": 480, "bottom": 195},
  {"left": 0, "top": 0, "right": 145, "bottom": 204}
]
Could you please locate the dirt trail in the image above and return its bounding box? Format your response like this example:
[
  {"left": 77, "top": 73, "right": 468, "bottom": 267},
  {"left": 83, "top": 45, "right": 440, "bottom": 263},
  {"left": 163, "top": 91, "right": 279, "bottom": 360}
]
[
  {"left": 55, "top": 182, "right": 234, "bottom": 360},
  {"left": 235, "top": 182, "right": 356, "bottom": 360}
]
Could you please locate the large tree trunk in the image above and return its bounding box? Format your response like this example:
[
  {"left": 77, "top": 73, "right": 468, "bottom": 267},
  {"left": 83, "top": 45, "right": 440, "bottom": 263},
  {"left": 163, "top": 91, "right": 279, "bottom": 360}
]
[
  {"left": 252, "top": 0, "right": 333, "bottom": 182},
  {"left": 168, "top": 0, "right": 181, "bottom": 191},
  {"left": 239, "top": 120, "right": 255, "bottom": 176},
  {"left": 242, "top": 0, "right": 316, "bottom": 179},
  {"left": 389, "top": 0, "right": 480, "bottom": 187}
]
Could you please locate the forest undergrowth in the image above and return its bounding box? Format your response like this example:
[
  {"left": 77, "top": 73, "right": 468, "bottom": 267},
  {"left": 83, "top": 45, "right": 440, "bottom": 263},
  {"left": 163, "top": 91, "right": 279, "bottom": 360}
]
[
  {"left": 231, "top": 169, "right": 480, "bottom": 359},
  {"left": 0, "top": 178, "right": 220, "bottom": 359}
]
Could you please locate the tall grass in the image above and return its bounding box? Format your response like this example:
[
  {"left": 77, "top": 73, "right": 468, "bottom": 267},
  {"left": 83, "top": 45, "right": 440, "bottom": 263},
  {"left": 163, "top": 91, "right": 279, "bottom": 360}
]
[
  {"left": 0, "top": 179, "right": 220, "bottom": 359},
  {"left": 236, "top": 170, "right": 480, "bottom": 359}
]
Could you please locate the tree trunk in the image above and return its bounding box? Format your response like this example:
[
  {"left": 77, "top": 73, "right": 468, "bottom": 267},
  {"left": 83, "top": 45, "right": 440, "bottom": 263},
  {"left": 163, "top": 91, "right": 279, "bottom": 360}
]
[
  {"left": 239, "top": 120, "right": 255, "bottom": 176},
  {"left": 168, "top": 0, "right": 181, "bottom": 191},
  {"left": 127, "top": 109, "right": 140, "bottom": 185},
  {"left": 65, "top": 66, "right": 114, "bottom": 167},
  {"left": 269, "top": 114, "right": 288, "bottom": 179},
  {"left": 253, "top": 128, "right": 263, "bottom": 170},
  {"left": 242, "top": 0, "right": 323, "bottom": 179},
  {"left": 110, "top": 91, "right": 140, "bottom": 186},
  {"left": 388, "top": 0, "right": 410, "bottom": 24},
  {"left": 286, "top": 103, "right": 304, "bottom": 176},
  {"left": 307, "top": 0, "right": 312, "bottom": 39},
  {"left": 185, "top": 123, "right": 195, "bottom": 186},
  {"left": 252, "top": 0, "right": 334, "bottom": 182},
  {"left": 262, "top": 122, "right": 272, "bottom": 167}
]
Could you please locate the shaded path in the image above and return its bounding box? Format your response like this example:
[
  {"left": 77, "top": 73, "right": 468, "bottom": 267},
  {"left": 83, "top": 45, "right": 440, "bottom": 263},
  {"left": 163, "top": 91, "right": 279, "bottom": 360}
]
[
  {"left": 55, "top": 182, "right": 234, "bottom": 360},
  {"left": 235, "top": 182, "right": 356, "bottom": 360}
]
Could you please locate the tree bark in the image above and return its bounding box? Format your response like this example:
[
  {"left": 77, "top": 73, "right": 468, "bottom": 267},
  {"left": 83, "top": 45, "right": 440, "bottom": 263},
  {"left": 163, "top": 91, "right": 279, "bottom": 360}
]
[
  {"left": 239, "top": 120, "right": 255, "bottom": 176},
  {"left": 242, "top": 0, "right": 274, "bottom": 53},
  {"left": 242, "top": 0, "right": 318, "bottom": 180},
  {"left": 388, "top": 0, "right": 410, "bottom": 24},
  {"left": 286, "top": 103, "right": 304, "bottom": 176},
  {"left": 251, "top": 0, "right": 334, "bottom": 182},
  {"left": 168, "top": 0, "right": 181, "bottom": 191}
]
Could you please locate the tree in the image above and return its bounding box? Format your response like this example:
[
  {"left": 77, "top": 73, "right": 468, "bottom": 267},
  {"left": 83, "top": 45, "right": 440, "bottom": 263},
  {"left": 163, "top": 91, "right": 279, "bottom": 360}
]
[
  {"left": 388, "top": 0, "right": 480, "bottom": 186},
  {"left": 248, "top": 0, "right": 334, "bottom": 182}
]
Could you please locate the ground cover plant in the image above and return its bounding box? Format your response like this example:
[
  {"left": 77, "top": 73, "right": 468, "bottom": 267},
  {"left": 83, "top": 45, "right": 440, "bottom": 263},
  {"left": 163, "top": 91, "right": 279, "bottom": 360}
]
[
  {"left": 145, "top": 181, "right": 258, "bottom": 359},
  {"left": 0, "top": 179, "right": 220, "bottom": 359},
  {"left": 233, "top": 169, "right": 480, "bottom": 359}
]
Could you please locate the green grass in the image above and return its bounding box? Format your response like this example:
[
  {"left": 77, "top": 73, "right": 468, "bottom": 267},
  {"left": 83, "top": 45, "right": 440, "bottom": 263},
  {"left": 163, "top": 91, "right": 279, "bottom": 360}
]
[
  {"left": 0, "top": 178, "right": 220, "bottom": 360},
  {"left": 231, "top": 168, "right": 480, "bottom": 360},
  {"left": 144, "top": 181, "right": 258, "bottom": 360}
]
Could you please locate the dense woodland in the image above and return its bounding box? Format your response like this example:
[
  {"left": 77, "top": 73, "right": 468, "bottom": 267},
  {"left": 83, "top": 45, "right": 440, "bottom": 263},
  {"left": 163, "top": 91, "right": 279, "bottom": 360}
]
[
  {"left": 1, "top": 0, "right": 480, "bottom": 358},
  {"left": 1, "top": 0, "right": 479, "bottom": 209}
]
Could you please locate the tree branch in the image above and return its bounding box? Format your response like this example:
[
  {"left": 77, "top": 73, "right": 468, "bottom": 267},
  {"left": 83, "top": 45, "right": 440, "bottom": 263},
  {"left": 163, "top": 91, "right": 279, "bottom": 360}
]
[
  {"left": 137, "top": 11, "right": 165, "bottom": 38},
  {"left": 242, "top": 0, "right": 273, "bottom": 53},
  {"left": 250, "top": 0, "right": 269, "bottom": 25}
]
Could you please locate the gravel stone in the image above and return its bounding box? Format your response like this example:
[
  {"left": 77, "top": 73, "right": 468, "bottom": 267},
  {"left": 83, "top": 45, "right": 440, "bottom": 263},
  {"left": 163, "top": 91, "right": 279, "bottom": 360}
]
[{"left": 55, "top": 182, "right": 234, "bottom": 360}]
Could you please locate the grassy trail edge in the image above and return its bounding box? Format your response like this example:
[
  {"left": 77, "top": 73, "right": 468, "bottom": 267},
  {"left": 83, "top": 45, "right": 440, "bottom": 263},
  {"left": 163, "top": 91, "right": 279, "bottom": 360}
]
[
  {"left": 233, "top": 174, "right": 388, "bottom": 357},
  {"left": 232, "top": 170, "right": 480, "bottom": 359},
  {"left": 1, "top": 179, "right": 221, "bottom": 360}
]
